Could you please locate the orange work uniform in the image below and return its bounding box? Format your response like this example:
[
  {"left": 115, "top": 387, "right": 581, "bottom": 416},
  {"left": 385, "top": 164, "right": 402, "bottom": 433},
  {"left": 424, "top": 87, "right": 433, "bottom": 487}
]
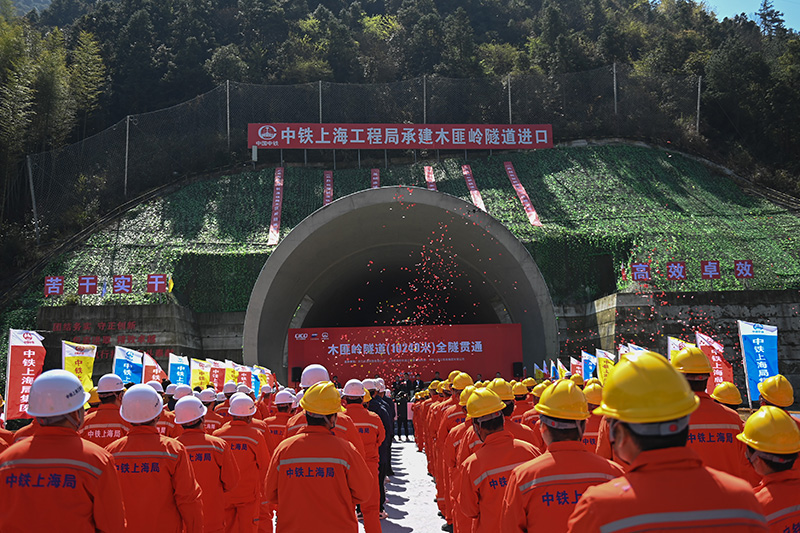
[
  {"left": 436, "top": 396, "right": 465, "bottom": 522},
  {"left": 595, "top": 416, "right": 629, "bottom": 468},
  {"left": 106, "top": 425, "right": 203, "bottom": 533},
  {"left": 177, "top": 428, "right": 241, "bottom": 533},
  {"left": 501, "top": 440, "right": 623, "bottom": 532},
  {"left": 566, "top": 447, "right": 768, "bottom": 532},
  {"left": 687, "top": 392, "right": 758, "bottom": 484},
  {"left": 521, "top": 406, "right": 540, "bottom": 430},
  {"left": 510, "top": 399, "right": 533, "bottom": 424},
  {"left": 0, "top": 426, "right": 126, "bottom": 533},
  {"left": 12, "top": 419, "right": 39, "bottom": 442},
  {"left": 157, "top": 408, "right": 184, "bottom": 438},
  {"left": 285, "top": 411, "right": 366, "bottom": 458},
  {"left": 213, "top": 420, "right": 272, "bottom": 532},
  {"left": 0, "top": 426, "right": 14, "bottom": 445},
  {"left": 506, "top": 418, "right": 545, "bottom": 451},
  {"left": 445, "top": 419, "right": 474, "bottom": 533},
  {"left": 215, "top": 399, "right": 231, "bottom": 415},
  {"left": 263, "top": 412, "right": 292, "bottom": 444},
  {"left": 346, "top": 402, "right": 385, "bottom": 533},
  {"left": 80, "top": 403, "right": 131, "bottom": 447},
  {"left": 458, "top": 430, "right": 540, "bottom": 533},
  {"left": 581, "top": 413, "right": 602, "bottom": 453},
  {"left": 753, "top": 469, "right": 800, "bottom": 532},
  {"left": 203, "top": 408, "right": 226, "bottom": 434},
  {"left": 264, "top": 425, "right": 374, "bottom": 533}
]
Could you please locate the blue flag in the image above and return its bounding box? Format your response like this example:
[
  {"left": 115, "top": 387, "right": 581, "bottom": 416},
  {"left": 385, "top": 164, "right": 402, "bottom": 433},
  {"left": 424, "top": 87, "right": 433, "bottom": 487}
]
[
  {"left": 113, "top": 346, "right": 143, "bottom": 384},
  {"left": 738, "top": 320, "right": 779, "bottom": 402},
  {"left": 582, "top": 351, "right": 597, "bottom": 379},
  {"left": 549, "top": 359, "right": 557, "bottom": 379},
  {"left": 168, "top": 353, "right": 190, "bottom": 385}
]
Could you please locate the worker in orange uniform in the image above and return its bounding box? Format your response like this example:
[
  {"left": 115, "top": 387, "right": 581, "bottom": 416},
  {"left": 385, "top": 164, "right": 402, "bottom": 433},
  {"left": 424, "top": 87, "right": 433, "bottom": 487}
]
[
  {"left": 445, "top": 386, "right": 477, "bottom": 533},
  {"left": 510, "top": 382, "right": 534, "bottom": 423},
  {"left": 0, "top": 370, "right": 126, "bottom": 532},
  {"left": 458, "top": 387, "right": 539, "bottom": 533},
  {"left": 107, "top": 383, "right": 203, "bottom": 532},
  {"left": 738, "top": 406, "right": 800, "bottom": 532},
  {"left": 175, "top": 396, "right": 241, "bottom": 533},
  {"left": 520, "top": 382, "right": 547, "bottom": 429},
  {"left": 147, "top": 380, "right": 183, "bottom": 438},
  {"left": 80, "top": 373, "right": 131, "bottom": 447},
  {"left": 265, "top": 381, "right": 373, "bottom": 532},
  {"left": 213, "top": 393, "right": 272, "bottom": 533},
  {"left": 199, "top": 389, "right": 226, "bottom": 433},
  {"left": 758, "top": 375, "right": 797, "bottom": 415},
  {"left": 86, "top": 387, "right": 101, "bottom": 413},
  {"left": 487, "top": 379, "right": 543, "bottom": 450},
  {"left": 581, "top": 381, "right": 603, "bottom": 452},
  {"left": 436, "top": 373, "right": 473, "bottom": 530},
  {"left": 672, "top": 346, "right": 758, "bottom": 484},
  {"left": 343, "top": 379, "right": 385, "bottom": 533},
  {"left": 712, "top": 381, "right": 744, "bottom": 407},
  {"left": 500, "top": 380, "right": 623, "bottom": 532},
  {"left": 256, "top": 386, "right": 274, "bottom": 420},
  {"left": 263, "top": 390, "right": 294, "bottom": 443},
  {"left": 11, "top": 418, "right": 40, "bottom": 442},
  {"left": 215, "top": 381, "right": 239, "bottom": 415},
  {"left": 566, "top": 350, "right": 768, "bottom": 532}
]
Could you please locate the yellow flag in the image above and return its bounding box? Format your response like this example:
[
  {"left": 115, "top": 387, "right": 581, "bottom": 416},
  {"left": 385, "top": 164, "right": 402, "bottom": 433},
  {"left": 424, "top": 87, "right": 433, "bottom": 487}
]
[
  {"left": 224, "top": 360, "right": 238, "bottom": 384},
  {"left": 597, "top": 357, "right": 616, "bottom": 385},
  {"left": 168, "top": 275, "right": 174, "bottom": 293},
  {"left": 62, "top": 340, "right": 97, "bottom": 392},
  {"left": 191, "top": 359, "right": 210, "bottom": 389}
]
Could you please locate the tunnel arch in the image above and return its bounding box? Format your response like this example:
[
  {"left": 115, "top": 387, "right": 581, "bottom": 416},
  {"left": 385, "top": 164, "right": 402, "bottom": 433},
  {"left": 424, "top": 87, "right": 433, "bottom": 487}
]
[{"left": 242, "top": 186, "right": 557, "bottom": 383}]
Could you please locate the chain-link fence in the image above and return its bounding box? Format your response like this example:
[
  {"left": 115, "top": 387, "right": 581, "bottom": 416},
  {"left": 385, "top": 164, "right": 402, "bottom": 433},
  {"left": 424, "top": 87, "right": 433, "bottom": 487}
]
[{"left": 28, "top": 64, "right": 702, "bottom": 243}]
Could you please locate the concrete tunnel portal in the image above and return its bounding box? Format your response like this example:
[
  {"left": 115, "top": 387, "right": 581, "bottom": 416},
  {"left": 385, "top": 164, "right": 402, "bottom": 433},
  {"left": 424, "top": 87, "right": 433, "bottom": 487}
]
[{"left": 243, "top": 186, "right": 558, "bottom": 384}]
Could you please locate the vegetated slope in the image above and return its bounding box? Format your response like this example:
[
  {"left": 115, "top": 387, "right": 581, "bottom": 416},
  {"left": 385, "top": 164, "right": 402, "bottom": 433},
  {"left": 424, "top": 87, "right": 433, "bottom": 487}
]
[{"left": 6, "top": 145, "right": 800, "bottom": 327}]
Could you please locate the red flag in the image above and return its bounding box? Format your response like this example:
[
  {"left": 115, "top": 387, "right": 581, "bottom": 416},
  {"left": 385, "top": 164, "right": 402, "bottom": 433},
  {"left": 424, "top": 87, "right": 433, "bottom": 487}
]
[
  {"left": 695, "top": 331, "right": 733, "bottom": 394},
  {"left": 5, "top": 330, "right": 47, "bottom": 420},
  {"left": 143, "top": 352, "right": 167, "bottom": 383}
]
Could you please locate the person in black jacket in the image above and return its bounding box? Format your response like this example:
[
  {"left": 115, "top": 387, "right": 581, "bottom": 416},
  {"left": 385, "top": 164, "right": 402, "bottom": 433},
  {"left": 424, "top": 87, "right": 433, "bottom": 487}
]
[{"left": 365, "top": 379, "right": 392, "bottom": 519}]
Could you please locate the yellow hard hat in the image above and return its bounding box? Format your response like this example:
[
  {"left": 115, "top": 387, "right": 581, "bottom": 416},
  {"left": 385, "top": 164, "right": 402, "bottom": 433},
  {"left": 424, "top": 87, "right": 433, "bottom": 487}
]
[
  {"left": 453, "top": 372, "right": 474, "bottom": 390},
  {"left": 523, "top": 377, "right": 536, "bottom": 387},
  {"left": 535, "top": 380, "right": 590, "bottom": 420},
  {"left": 542, "top": 380, "right": 553, "bottom": 387},
  {"left": 671, "top": 347, "right": 712, "bottom": 374},
  {"left": 487, "top": 378, "right": 514, "bottom": 401},
  {"left": 594, "top": 350, "right": 699, "bottom": 424},
  {"left": 583, "top": 382, "right": 603, "bottom": 405},
  {"left": 711, "top": 382, "right": 742, "bottom": 406},
  {"left": 428, "top": 380, "right": 440, "bottom": 391},
  {"left": 363, "top": 390, "right": 372, "bottom": 403},
  {"left": 448, "top": 370, "right": 461, "bottom": 382},
  {"left": 512, "top": 382, "right": 529, "bottom": 396},
  {"left": 532, "top": 383, "right": 547, "bottom": 398},
  {"left": 585, "top": 377, "right": 601, "bottom": 387},
  {"left": 466, "top": 388, "right": 506, "bottom": 419},
  {"left": 459, "top": 385, "right": 476, "bottom": 406},
  {"left": 300, "top": 381, "right": 346, "bottom": 416},
  {"left": 441, "top": 381, "right": 452, "bottom": 392},
  {"left": 0, "top": 393, "right": 4, "bottom": 408},
  {"left": 510, "top": 380, "right": 518, "bottom": 386},
  {"left": 570, "top": 374, "right": 585, "bottom": 386},
  {"left": 88, "top": 387, "right": 100, "bottom": 404},
  {"left": 737, "top": 406, "right": 800, "bottom": 455},
  {"left": 474, "top": 381, "right": 486, "bottom": 389},
  {"left": 758, "top": 375, "right": 794, "bottom": 408}
]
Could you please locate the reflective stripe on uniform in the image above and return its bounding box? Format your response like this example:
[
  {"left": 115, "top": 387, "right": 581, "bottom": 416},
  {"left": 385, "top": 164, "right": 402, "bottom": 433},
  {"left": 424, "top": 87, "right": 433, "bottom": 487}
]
[
  {"left": 112, "top": 451, "right": 178, "bottom": 459},
  {"left": 473, "top": 462, "right": 529, "bottom": 486},
  {"left": 354, "top": 423, "right": 379, "bottom": 430},
  {"left": 599, "top": 509, "right": 767, "bottom": 533},
  {"left": 219, "top": 435, "right": 259, "bottom": 446},
  {"left": 689, "top": 424, "right": 741, "bottom": 431},
  {"left": 81, "top": 423, "right": 128, "bottom": 431},
  {"left": 0, "top": 457, "right": 103, "bottom": 477},
  {"left": 519, "top": 472, "right": 618, "bottom": 493},
  {"left": 277, "top": 457, "right": 351, "bottom": 470},
  {"left": 767, "top": 504, "right": 800, "bottom": 523},
  {"left": 183, "top": 444, "right": 225, "bottom": 454},
  {"left": 287, "top": 424, "right": 305, "bottom": 433}
]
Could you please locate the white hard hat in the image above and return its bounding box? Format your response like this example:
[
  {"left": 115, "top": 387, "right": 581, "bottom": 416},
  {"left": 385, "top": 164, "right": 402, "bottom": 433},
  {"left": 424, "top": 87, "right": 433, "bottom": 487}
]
[
  {"left": 377, "top": 380, "right": 386, "bottom": 393},
  {"left": 223, "top": 381, "right": 238, "bottom": 394},
  {"left": 216, "top": 392, "right": 226, "bottom": 402},
  {"left": 228, "top": 394, "right": 257, "bottom": 417},
  {"left": 343, "top": 379, "right": 366, "bottom": 397},
  {"left": 285, "top": 388, "right": 296, "bottom": 395},
  {"left": 260, "top": 385, "right": 273, "bottom": 396},
  {"left": 274, "top": 390, "right": 294, "bottom": 405},
  {"left": 236, "top": 384, "right": 253, "bottom": 395},
  {"left": 97, "top": 374, "right": 125, "bottom": 394},
  {"left": 376, "top": 377, "right": 385, "bottom": 386},
  {"left": 121, "top": 384, "right": 164, "bottom": 424},
  {"left": 146, "top": 380, "right": 164, "bottom": 393},
  {"left": 174, "top": 384, "right": 193, "bottom": 400},
  {"left": 165, "top": 384, "right": 178, "bottom": 395},
  {"left": 27, "top": 370, "right": 91, "bottom": 417},
  {"left": 363, "top": 379, "right": 377, "bottom": 391},
  {"left": 192, "top": 391, "right": 201, "bottom": 398},
  {"left": 174, "top": 396, "right": 207, "bottom": 425},
  {"left": 199, "top": 389, "right": 217, "bottom": 403},
  {"left": 293, "top": 390, "right": 305, "bottom": 409},
  {"left": 300, "top": 364, "right": 329, "bottom": 388}
]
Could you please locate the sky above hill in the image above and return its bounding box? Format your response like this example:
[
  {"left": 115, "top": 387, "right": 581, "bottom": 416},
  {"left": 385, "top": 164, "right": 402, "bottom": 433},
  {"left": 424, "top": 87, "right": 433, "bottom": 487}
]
[{"left": 710, "top": 0, "right": 800, "bottom": 31}]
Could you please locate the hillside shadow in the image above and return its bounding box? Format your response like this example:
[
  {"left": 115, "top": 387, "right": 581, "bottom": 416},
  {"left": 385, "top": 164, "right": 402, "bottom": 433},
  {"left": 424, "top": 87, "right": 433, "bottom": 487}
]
[
  {"left": 215, "top": 170, "right": 274, "bottom": 241},
  {"left": 161, "top": 181, "right": 214, "bottom": 240}
]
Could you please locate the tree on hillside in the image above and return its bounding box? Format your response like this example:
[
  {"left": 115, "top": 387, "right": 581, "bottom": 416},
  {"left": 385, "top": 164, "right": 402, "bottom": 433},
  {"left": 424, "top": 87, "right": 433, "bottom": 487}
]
[
  {"left": 436, "top": 7, "right": 481, "bottom": 77},
  {"left": 69, "top": 30, "right": 105, "bottom": 140},
  {"left": 757, "top": 0, "right": 785, "bottom": 38}
]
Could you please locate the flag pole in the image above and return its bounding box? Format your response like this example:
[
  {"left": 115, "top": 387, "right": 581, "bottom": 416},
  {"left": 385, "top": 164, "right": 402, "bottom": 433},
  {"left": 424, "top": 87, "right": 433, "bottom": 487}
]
[{"left": 737, "top": 321, "right": 754, "bottom": 412}]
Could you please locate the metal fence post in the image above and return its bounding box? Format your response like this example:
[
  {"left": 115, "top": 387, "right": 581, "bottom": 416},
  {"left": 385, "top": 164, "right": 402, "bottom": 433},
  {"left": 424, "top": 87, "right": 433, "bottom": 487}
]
[
  {"left": 124, "top": 115, "right": 130, "bottom": 198},
  {"left": 226, "top": 80, "right": 231, "bottom": 152},
  {"left": 613, "top": 63, "right": 618, "bottom": 115},
  {"left": 696, "top": 75, "right": 702, "bottom": 134},
  {"left": 423, "top": 75, "right": 427, "bottom": 124},
  {"left": 26, "top": 155, "right": 39, "bottom": 245},
  {"left": 319, "top": 80, "right": 323, "bottom": 123},
  {"left": 508, "top": 73, "right": 513, "bottom": 124}
]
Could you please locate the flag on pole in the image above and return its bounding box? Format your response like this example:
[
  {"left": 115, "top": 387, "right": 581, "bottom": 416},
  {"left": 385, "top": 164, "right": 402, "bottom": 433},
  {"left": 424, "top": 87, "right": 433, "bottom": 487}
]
[
  {"left": 113, "top": 347, "right": 143, "bottom": 385},
  {"left": 254, "top": 365, "right": 273, "bottom": 391},
  {"left": 628, "top": 343, "right": 647, "bottom": 352},
  {"left": 168, "top": 353, "right": 190, "bottom": 385},
  {"left": 143, "top": 352, "right": 167, "bottom": 383},
  {"left": 206, "top": 359, "right": 226, "bottom": 391},
  {"left": 168, "top": 275, "right": 174, "bottom": 293},
  {"left": 235, "top": 364, "right": 252, "bottom": 387},
  {"left": 596, "top": 349, "right": 616, "bottom": 362},
  {"left": 191, "top": 359, "right": 211, "bottom": 389},
  {"left": 569, "top": 357, "right": 582, "bottom": 377},
  {"left": 549, "top": 360, "right": 557, "bottom": 380},
  {"left": 618, "top": 344, "right": 630, "bottom": 357},
  {"left": 596, "top": 350, "right": 616, "bottom": 385},
  {"left": 667, "top": 336, "right": 695, "bottom": 361},
  {"left": 224, "top": 360, "right": 238, "bottom": 384},
  {"left": 533, "top": 363, "right": 546, "bottom": 381},
  {"left": 62, "top": 340, "right": 97, "bottom": 393},
  {"left": 6, "top": 329, "right": 46, "bottom": 420},
  {"left": 695, "top": 331, "right": 733, "bottom": 395},
  {"left": 582, "top": 351, "right": 597, "bottom": 379},
  {"left": 738, "top": 320, "right": 779, "bottom": 404},
  {"left": 557, "top": 359, "right": 568, "bottom": 379}
]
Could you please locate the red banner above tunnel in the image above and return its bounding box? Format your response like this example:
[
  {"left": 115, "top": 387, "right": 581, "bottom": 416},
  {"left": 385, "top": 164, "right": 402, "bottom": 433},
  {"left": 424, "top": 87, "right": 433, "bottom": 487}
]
[
  {"left": 287, "top": 323, "right": 522, "bottom": 384},
  {"left": 249, "top": 123, "right": 553, "bottom": 150}
]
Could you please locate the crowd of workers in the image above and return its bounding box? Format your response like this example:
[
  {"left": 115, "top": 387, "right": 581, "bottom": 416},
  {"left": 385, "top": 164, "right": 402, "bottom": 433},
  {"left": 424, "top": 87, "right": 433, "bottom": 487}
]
[{"left": 0, "top": 345, "right": 799, "bottom": 532}]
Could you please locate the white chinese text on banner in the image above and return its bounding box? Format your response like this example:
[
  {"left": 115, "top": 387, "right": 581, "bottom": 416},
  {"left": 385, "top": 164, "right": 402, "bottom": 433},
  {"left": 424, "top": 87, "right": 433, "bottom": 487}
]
[
  {"left": 62, "top": 340, "right": 97, "bottom": 392},
  {"left": 582, "top": 351, "right": 597, "bottom": 380},
  {"left": 695, "top": 332, "right": 733, "bottom": 396},
  {"left": 569, "top": 357, "right": 582, "bottom": 377},
  {"left": 738, "top": 320, "right": 779, "bottom": 405},
  {"left": 169, "top": 354, "right": 190, "bottom": 385},
  {"left": 596, "top": 350, "right": 616, "bottom": 385},
  {"left": 207, "top": 359, "right": 226, "bottom": 391},
  {"left": 143, "top": 352, "right": 167, "bottom": 383},
  {"left": 113, "top": 347, "right": 144, "bottom": 385},
  {"left": 5, "top": 330, "right": 46, "bottom": 420},
  {"left": 191, "top": 359, "right": 211, "bottom": 389}
]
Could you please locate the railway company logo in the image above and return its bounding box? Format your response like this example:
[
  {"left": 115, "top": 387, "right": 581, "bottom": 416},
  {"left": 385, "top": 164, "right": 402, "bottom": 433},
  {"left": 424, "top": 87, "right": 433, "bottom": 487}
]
[
  {"left": 258, "top": 125, "right": 278, "bottom": 141},
  {"left": 322, "top": 332, "right": 329, "bottom": 340},
  {"left": 294, "top": 333, "right": 309, "bottom": 341}
]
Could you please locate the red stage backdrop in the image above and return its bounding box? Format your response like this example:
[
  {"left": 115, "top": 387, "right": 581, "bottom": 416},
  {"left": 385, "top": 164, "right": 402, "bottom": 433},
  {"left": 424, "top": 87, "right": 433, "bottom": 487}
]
[{"left": 287, "top": 323, "right": 522, "bottom": 383}]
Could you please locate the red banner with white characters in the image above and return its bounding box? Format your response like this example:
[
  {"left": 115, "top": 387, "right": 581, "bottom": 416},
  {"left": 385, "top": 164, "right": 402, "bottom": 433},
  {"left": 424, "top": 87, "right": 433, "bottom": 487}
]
[
  {"left": 5, "top": 330, "right": 47, "bottom": 420},
  {"left": 371, "top": 169, "right": 380, "bottom": 188},
  {"left": 288, "top": 324, "right": 522, "bottom": 383},
  {"left": 695, "top": 332, "right": 733, "bottom": 394},
  {"left": 207, "top": 359, "right": 226, "bottom": 391},
  {"left": 323, "top": 171, "right": 333, "bottom": 205},
  {"left": 249, "top": 123, "right": 554, "bottom": 150},
  {"left": 504, "top": 162, "right": 543, "bottom": 227},
  {"left": 143, "top": 352, "right": 167, "bottom": 383},
  {"left": 267, "top": 167, "right": 284, "bottom": 246},
  {"left": 461, "top": 165, "right": 486, "bottom": 211},
  {"left": 424, "top": 166, "right": 437, "bottom": 191}
]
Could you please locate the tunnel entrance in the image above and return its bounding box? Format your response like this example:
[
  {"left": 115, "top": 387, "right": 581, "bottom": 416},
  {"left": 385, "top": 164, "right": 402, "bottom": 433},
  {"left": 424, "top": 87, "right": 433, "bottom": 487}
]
[{"left": 243, "top": 186, "right": 558, "bottom": 383}]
